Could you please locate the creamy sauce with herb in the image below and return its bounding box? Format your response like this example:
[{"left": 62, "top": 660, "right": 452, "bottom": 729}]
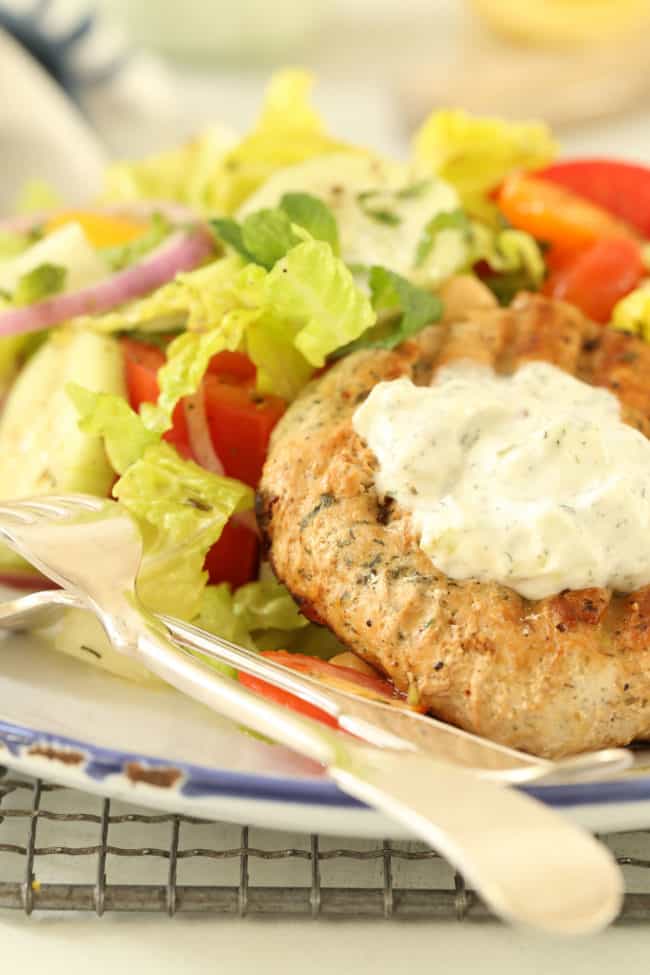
[{"left": 353, "top": 361, "right": 650, "bottom": 599}]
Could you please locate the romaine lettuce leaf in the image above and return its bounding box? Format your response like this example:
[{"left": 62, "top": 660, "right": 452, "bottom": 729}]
[
  {"left": 412, "top": 110, "right": 557, "bottom": 221},
  {"left": 104, "top": 71, "right": 349, "bottom": 216},
  {"left": 141, "top": 306, "right": 257, "bottom": 432},
  {"left": 211, "top": 70, "right": 351, "bottom": 214},
  {"left": 67, "top": 383, "right": 159, "bottom": 474},
  {"left": 194, "top": 583, "right": 257, "bottom": 651},
  {"left": 245, "top": 311, "right": 314, "bottom": 400},
  {"left": 232, "top": 576, "right": 308, "bottom": 634},
  {"left": 104, "top": 124, "right": 237, "bottom": 212},
  {"left": 114, "top": 442, "right": 253, "bottom": 619},
  {"left": 264, "top": 239, "right": 375, "bottom": 366},
  {"left": 81, "top": 255, "right": 246, "bottom": 334}
]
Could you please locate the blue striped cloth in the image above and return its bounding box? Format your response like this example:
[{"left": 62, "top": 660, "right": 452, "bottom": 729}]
[{"left": 0, "top": 0, "right": 126, "bottom": 101}]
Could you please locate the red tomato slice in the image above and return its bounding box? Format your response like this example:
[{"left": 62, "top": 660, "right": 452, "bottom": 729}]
[
  {"left": 237, "top": 650, "right": 404, "bottom": 729},
  {"left": 202, "top": 374, "right": 285, "bottom": 487},
  {"left": 496, "top": 173, "right": 639, "bottom": 257},
  {"left": 121, "top": 338, "right": 191, "bottom": 457},
  {"left": 120, "top": 338, "right": 285, "bottom": 588},
  {"left": 203, "top": 518, "right": 259, "bottom": 589},
  {"left": 543, "top": 237, "right": 644, "bottom": 323},
  {"left": 539, "top": 159, "right": 650, "bottom": 238},
  {"left": 208, "top": 350, "right": 257, "bottom": 382}
]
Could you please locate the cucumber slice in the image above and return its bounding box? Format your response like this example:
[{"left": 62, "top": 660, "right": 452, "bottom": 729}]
[
  {"left": 0, "top": 327, "right": 126, "bottom": 574},
  {"left": 238, "top": 153, "right": 462, "bottom": 283},
  {"left": 45, "top": 607, "right": 159, "bottom": 683}
]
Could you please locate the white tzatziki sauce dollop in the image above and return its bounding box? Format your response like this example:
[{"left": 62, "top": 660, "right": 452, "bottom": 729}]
[{"left": 352, "top": 360, "right": 650, "bottom": 600}]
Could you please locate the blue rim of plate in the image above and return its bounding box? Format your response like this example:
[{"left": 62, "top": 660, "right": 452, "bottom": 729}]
[{"left": 1, "top": 716, "right": 650, "bottom": 809}]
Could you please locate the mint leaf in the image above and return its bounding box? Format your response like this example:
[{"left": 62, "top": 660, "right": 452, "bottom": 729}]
[
  {"left": 241, "top": 208, "right": 300, "bottom": 269},
  {"left": 280, "top": 192, "right": 339, "bottom": 253},
  {"left": 212, "top": 211, "right": 299, "bottom": 269},
  {"left": 13, "top": 263, "right": 66, "bottom": 306},
  {"left": 415, "top": 208, "right": 472, "bottom": 267},
  {"left": 212, "top": 195, "right": 339, "bottom": 270},
  {"left": 211, "top": 218, "right": 254, "bottom": 262},
  {"left": 330, "top": 266, "right": 441, "bottom": 358}
]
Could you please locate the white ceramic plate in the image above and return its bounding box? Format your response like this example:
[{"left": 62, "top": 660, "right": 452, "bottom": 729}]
[{"left": 3, "top": 629, "right": 650, "bottom": 837}]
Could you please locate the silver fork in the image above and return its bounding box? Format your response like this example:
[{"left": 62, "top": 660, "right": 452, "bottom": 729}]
[
  {"left": 0, "top": 586, "right": 631, "bottom": 786},
  {"left": 0, "top": 494, "right": 624, "bottom": 933}
]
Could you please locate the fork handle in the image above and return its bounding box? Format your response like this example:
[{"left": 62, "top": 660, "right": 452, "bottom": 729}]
[{"left": 121, "top": 610, "right": 622, "bottom": 934}]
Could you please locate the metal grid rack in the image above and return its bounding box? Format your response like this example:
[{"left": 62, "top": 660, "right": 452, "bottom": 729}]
[{"left": 3, "top": 768, "right": 650, "bottom": 922}]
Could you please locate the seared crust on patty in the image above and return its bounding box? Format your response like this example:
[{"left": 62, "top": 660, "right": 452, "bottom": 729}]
[{"left": 259, "top": 293, "right": 650, "bottom": 757}]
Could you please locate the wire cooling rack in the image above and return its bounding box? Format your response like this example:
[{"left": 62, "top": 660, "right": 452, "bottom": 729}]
[{"left": 3, "top": 767, "right": 650, "bottom": 922}]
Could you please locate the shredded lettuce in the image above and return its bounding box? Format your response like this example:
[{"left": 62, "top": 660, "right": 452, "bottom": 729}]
[
  {"left": 612, "top": 281, "right": 650, "bottom": 340},
  {"left": 67, "top": 384, "right": 159, "bottom": 474},
  {"left": 210, "top": 70, "right": 351, "bottom": 214},
  {"left": 233, "top": 576, "right": 308, "bottom": 634},
  {"left": 264, "top": 239, "right": 375, "bottom": 366},
  {"left": 142, "top": 238, "right": 374, "bottom": 416},
  {"left": 81, "top": 255, "right": 246, "bottom": 335},
  {"left": 194, "top": 583, "right": 258, "bottom": 651},
  {"left": 114, "top": 442, "right": 253, "bottom": 620},
  {"left": 104, "top": 124, "right": 237, "bottom": 212},
  {"left": 413, "top": 207, "right": 545, "bottom": 299},
  {"left": 412, "top": 109, "right": 557, "bottom": 221},
  {"left": 68, "top": 384, "right": 253, "bottom": 621},
  {"left": 141, "top": 307, "right": 256, "bottom": 432},
  {"left": 104, "top": 71, "right": 349, "bottom": 216},
  {"left": 245, "top": 311, "right": 314, "bottom": 400}
]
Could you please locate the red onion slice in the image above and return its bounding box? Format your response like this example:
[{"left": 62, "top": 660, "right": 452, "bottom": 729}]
[
  {"left": 184, "top": 382, "right": 260, "bottom": 537},
  {"left": 0, "top": 224, "right": 215, "bottom": 338},
  {"left": 184, "top": 383, "right": 224, "bottom": 476}
]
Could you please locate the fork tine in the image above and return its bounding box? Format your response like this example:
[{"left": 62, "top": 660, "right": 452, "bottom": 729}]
[
  {"left": 14, "top": 495, "right": 108, "bottom": 518},
  {"left": 41, "top": 494, "right": 107, "bottom": 511},
  {"left": 8, "top": 499, "right": 75, "bottom": 519},
  {"left": 0, "top": 503, "right": 37, "bottom": 524}
]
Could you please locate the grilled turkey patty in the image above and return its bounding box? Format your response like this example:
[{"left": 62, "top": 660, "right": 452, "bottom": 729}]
[{"left": 259, "top": 292, "right": 650, "bottom": 757}]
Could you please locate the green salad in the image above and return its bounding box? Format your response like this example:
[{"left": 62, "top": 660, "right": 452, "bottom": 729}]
[{"left": 0, "top": 70, "right": 553, "bottom": 681}]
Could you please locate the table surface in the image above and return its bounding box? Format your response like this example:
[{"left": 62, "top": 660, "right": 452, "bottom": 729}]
[{"left": 4, "top": 2, "right": 650, "bottom": 968}]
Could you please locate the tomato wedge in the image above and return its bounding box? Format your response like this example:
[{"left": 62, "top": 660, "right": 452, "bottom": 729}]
[
  {"left": 538, "top": 159, "right": 650, "bottom": 238},
  {"left": 121, "top": 338, "right": 285, "bottom": 588},
  {"left": 543, "top": 237, "right": 645, "bottom": 323},
  {"left": 121, "top": 338, "right": 191, "bottom": 457},
  {"left": 237, "top": 651, "right": 408, "bottom": 729},
  {"left": 497, "top": 173, "right": 639, "bottom": 256}
]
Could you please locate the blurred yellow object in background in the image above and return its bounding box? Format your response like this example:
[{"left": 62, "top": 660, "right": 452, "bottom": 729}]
[
  {"left": 470, "top": 0, "right": 650, "bottom": 45},
  {"left": 44, "top": 211, "right": 147, "bottom": 248}
]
